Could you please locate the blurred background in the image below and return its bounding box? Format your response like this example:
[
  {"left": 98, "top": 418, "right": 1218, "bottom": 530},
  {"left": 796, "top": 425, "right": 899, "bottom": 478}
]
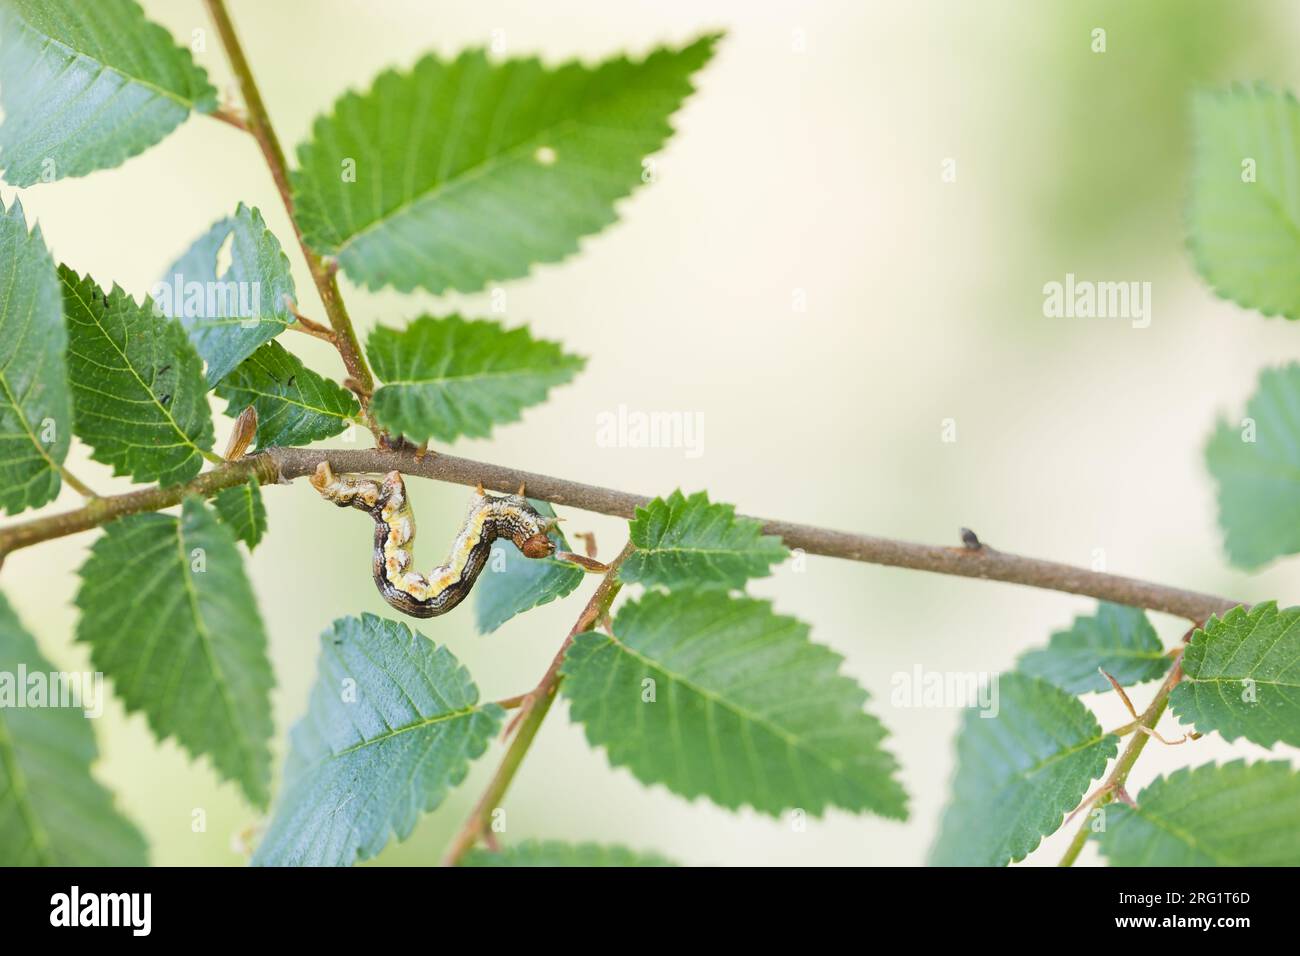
[{"left": 3, "top": 0, "right": 1300, "bottom": 866}]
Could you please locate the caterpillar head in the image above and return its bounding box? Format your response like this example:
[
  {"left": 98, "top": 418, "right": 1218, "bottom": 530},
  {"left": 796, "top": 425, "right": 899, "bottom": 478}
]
[
  {"left": 519, "top": 531, "right": 556, "bottom": 559},
  {"left": 494, "top": 493, "right": 559, "bottom": 559}
]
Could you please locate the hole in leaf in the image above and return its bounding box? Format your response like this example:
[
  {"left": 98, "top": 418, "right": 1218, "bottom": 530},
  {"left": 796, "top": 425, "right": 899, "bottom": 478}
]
[{"left": 214, "top": 228, "right": 235, "bottom": 278}]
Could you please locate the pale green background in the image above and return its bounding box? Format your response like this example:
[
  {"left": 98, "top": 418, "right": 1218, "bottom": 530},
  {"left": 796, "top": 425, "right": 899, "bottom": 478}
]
[{"left": 3, "top": 0, "right": 1299, "bottom": 866}]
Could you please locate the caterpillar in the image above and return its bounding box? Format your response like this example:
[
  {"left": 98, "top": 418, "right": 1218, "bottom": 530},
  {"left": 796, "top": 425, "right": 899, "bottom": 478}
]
[{"left": 310, "top": 461, "right": 579, "bottom": 618}]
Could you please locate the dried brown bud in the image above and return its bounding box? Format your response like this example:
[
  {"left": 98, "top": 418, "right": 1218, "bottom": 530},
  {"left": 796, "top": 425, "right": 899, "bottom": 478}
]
[{"left": 223, "top": 406, "right": 258, "bottom": 460}]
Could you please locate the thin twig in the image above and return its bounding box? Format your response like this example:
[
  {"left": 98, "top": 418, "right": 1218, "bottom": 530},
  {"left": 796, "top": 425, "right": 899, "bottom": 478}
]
[
  {"left": 203, "top": 0, "right": 376, "bottom": 404},
  {"left": 283, "top": 300, "right": 336, "bottom": 342},
  {"left": 1057, "top": 652, "right": 1185, "bottom": 866},
  {"left": 440, "top": 541, "right": 635, "bottom": 866},
  {"left": 0, "top": 446, "right": 1242, "bottom": 623},
  {"left": 0, "top": 455, "right": 276, "bottom": 561},
  {"left": 287, "top": 320, "right": 336, "bottom": 343},
  {"left": 210, "top": 105, "right": 250, "bottom": 131},
  {"left": 267, "top": 448, "right": 1238, "bottom": 621}
]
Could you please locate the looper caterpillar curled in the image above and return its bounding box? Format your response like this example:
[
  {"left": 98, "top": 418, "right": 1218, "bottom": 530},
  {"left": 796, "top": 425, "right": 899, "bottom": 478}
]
[{"left": 309, "top": 462, "right": 605, "bottom": 618}]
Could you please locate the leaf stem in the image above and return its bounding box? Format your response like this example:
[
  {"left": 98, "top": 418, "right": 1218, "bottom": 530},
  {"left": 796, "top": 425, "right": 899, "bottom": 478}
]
[
  {"left": 209, "top": 105, "right": 249, "bottom": 131},
  {"left": 57, "top": 465, "right": 97, "bottom": 498},
  {"left": 203, "top": 0, "right": 376, "bottom": 404},
  {"left": 0, "top": 446, "right": 1241, "bottom": 622},
  {"left": 1104, "top": 717, "right": 1141, "bottom": 738},
  {"left": 1057, "top": 653, "right": 1184, "bottom": 867},
  {"left": 440, "top": 541, "right": 635, "bottom": 866},
  {"left": 287, "top": 320, "right": 336, "bottom": 343}
]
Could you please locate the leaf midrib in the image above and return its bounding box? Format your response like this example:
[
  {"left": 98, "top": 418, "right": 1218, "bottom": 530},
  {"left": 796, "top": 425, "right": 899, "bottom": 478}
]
[
  {"left": 172, "top": 510, "right": 258, "bottom": 796},
  {"left": 0, "top": 373, "right": 60, "bottom": 484},
  {"left": 378, "top": 363, "right": 579, "bottom": 390},
  {"left": 1118, "top": 805, "right": 1236, "bottom": 866},
  {"left": 333, "top": 114, "right": 586, "bottom": 255},
  {"left": 62, "top": 274, "right": 205, "bottom": 457},
  {"left": 0, "top": 218, "right": 61, "bottom": 490},
  {"left": 9, "top": 12, "right": 204, "bottom": 112},
  {"left": 592, "top": 632, "right": 858, "bottom": 782},
  {"left": 297, "top": 703, "right": 489, "bottom": 775},
  {"left": 226, "top": 381, "right": 357, "bottom": 422},
  {"left": 1183, "top": 675, "right": 1300, "bottom": 688},
  {"left": 325, "top": 48, "right": 678, "bottom": 255},
  {"left": 0, "top": 708, "right": 55, "bottom": 864},
  {"left": 633, "top": 543, "right": 784, "bottom": 558}
]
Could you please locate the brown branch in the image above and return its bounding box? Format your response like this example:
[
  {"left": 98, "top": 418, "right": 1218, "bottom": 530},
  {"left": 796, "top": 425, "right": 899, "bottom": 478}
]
[
  {"left": 440, "top": 541, "right": 636, "bottom": 866},
  {"left": 203, "top": 0, "right": 376, "bottom": 402},
  {"left": 269, "top": 447, "right": 1241, "bottom": 621},
  {"left": 0, "top": 456, "right": 276, "bottom": 561},
  {"left": 0, "top": 445, "right": 1240, "bottom": 622}
]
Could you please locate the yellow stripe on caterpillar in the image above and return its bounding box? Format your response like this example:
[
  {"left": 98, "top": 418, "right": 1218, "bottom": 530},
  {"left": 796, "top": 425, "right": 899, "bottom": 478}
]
[{"left": 309, "top": 461, "right": 559, "bottom": 618}]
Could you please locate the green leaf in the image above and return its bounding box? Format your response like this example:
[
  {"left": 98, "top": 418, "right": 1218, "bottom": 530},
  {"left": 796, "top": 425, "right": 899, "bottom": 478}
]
[
  {"left": 475, "top": 499, "right": 583, "bottom": 634},
  {"left": 0, "top": 0, "right": 216, "bottom": 186},
  {"left": 158, "top": 204, "right": 296, "bottom": 386},
  {"left": 1096, "top": 760, "right": 1300, "bottom": 866},
  {"left": 0, "top": 197, "right": 70, "bottom": 514},
  {"left": 1205, "top": 363, "right": 1300, "bottom": 568},
  {"left": 253, "top": 614, "right": 502, "bottom": 866},
  {"left": 214, "top": 341, "right": 359, "bottom": 448},
  {"left": 368, "top": 315, "right": 584, "bottom": 443},
  {"left": 929, "top": 672, "right": 1118, "bottom": 866},
  {"left": 1170, "top": 602, "right": 1300, "bottom": 748},
  {"left": 75, "top": 498, "right": 274, "bottom": 806},
  {"left": 60, "top": 267, "right": 214, "bottom": 486},
  {"left": 621, "top": 490, "right": 788, "bottom": 591},
  {"left": 292, "top": 35, "right": 717, "bottom": 293},
  {"left": 461, "top": 840, "right": 676, "bottom": 867},
  {"left": 1016, "top": 603, "right": 1169, "bottom": 694},
  {"left": 213, "top": 477, "right": 267, "bottom": 551},
  {"left": 1188, "top": 85, "right": 1300, "bottom": 320},
  {"left": 561, "top": 590, "right": 907, "bottom": 819},
  {"left": 0, "top": 590, "right": 147, "bottom": 865}
]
